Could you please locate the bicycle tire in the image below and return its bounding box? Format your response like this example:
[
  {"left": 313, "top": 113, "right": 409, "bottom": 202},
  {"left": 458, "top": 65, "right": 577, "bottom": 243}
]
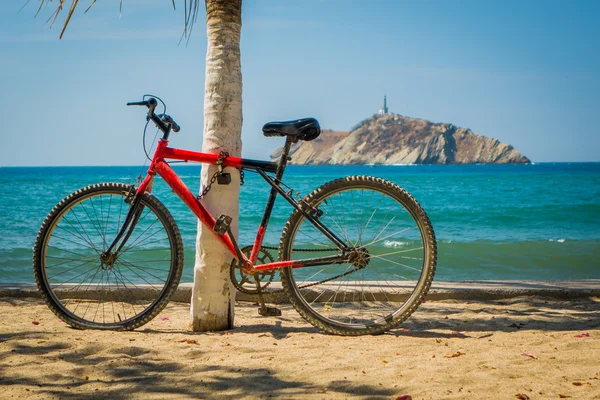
[
  {"left": 279, "top": 176, "right": 436, "bottom": 336},
  {"left": 33, "top": 182, "right": 184, "bottom": 330}
]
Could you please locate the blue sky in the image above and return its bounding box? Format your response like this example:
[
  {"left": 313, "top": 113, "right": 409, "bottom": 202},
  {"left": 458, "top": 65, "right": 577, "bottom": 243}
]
[{"left": 1, "top": 0, "right": 598, "bottom": 165}]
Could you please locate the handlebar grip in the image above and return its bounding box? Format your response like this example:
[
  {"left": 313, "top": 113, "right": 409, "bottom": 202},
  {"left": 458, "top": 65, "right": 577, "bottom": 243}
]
[
  {"left": 127, "top": 98, "right": 158, "bottom": 108},
  {"left": 127, "top": 100, "right": 149, "bottom": 106}
]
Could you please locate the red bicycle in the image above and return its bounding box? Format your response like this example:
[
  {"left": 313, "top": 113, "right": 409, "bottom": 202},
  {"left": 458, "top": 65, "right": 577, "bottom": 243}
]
[{"left": 33, "top": 96, "right": 437, "bottom": 336}]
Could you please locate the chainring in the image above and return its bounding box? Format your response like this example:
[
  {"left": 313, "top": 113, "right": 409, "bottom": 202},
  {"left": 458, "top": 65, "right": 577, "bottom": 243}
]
[{"left": 230, "top": 246, "right": 276, "bottom": 294}]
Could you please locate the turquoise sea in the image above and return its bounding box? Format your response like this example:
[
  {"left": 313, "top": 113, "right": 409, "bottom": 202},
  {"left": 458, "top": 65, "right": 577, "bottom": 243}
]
[{"left": 1, "top": 163, "right": 599, "bottom": 283}]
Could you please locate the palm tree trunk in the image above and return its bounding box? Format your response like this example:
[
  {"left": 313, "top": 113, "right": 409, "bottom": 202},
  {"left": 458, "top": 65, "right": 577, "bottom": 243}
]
[{"left": 190, "top": 0, "right": 242, "bottom": 331}]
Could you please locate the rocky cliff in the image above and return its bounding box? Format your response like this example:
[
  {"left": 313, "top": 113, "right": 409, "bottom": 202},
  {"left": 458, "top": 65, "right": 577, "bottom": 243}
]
[{"left": 271, "top": 113, "right": 530, "bottom": 164}]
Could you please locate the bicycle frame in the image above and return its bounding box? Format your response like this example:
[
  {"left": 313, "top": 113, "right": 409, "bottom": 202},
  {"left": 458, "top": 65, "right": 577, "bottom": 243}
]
[{"left": 131, "top": 136, "right": 350, "bottom": 273}]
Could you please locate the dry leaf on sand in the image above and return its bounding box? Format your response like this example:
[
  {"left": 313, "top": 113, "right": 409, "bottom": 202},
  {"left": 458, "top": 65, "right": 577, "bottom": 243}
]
[
  {"left": 444, "top": 351, "right": 465, "bottom": 358},
  {"left": 176, "top": 339, "right": 200, "bottom": 345},
  {"left": 521, "top": 352, "right": 537, "bottom": 359}
]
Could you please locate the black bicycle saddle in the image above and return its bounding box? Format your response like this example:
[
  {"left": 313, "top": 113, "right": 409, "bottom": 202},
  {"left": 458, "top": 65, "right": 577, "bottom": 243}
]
[{"left": 262, "top": 118, "right": 321, "bottom": 141}]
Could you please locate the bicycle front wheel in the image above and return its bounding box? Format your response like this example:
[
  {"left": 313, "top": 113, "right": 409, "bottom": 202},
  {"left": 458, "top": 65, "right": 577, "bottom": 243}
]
[
  {"left": 279, "top": 176, "right": 436, "bottom": 336},
  {"left": 33, "top": 182, "right": 183, "bottom": 330}
]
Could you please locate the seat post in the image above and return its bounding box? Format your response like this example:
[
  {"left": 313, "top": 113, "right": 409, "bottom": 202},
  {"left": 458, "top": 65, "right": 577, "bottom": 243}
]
[{"left": 274, "top": 137, "right": 295, "bottom": 181}]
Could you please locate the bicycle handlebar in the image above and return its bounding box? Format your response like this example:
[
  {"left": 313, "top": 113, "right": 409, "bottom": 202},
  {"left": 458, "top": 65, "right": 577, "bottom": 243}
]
[{"left": 127, "top": 97, "right": 180, "bottom": 136}]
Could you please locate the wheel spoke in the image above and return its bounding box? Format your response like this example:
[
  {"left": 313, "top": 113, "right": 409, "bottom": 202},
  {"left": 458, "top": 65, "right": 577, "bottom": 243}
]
[{"left": 60, "top": 213, "right": 101, "bottom": 255}]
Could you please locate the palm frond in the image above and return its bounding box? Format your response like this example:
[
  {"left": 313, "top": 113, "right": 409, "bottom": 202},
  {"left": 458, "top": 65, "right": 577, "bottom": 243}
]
[
  {"left": 18, "top": 0, "right": 33, "bottom": 14},
  {"left": 46, "top": 0, "right": 66, "bottom": 27},
  {"left": 83, "top": 0, "right": 96, "bottom": 14},
  {"left": 33, "top": 0, "right": 201, "bottom": 39},
  {"left": 34, "top": 0, "right": 47, "bottom": 18},
  {"left": 59, "top": 0, "right": 79, "bottom": 39}
]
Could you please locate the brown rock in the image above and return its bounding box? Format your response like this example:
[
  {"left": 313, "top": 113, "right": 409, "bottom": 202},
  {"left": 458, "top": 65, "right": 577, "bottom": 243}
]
[{"left": 271, "top": 113, "right": 530, "bottom": 165}]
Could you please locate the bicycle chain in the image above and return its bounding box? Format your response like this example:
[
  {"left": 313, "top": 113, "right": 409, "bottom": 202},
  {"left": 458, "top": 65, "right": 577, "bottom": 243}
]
[
  {"left": 239, "top": 245, "right": 363, "bottom": 294},
  {"left": 197, "top": 151, "right": 244, "bottom": 201},
  {"left": 197, "top": 169, "right": 221, "bottom": 200}
]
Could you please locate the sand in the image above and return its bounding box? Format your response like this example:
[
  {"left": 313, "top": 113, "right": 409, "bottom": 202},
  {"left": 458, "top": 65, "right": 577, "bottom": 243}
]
[{"left": 1, "top": 296, "right": 599, "bottom": 399}]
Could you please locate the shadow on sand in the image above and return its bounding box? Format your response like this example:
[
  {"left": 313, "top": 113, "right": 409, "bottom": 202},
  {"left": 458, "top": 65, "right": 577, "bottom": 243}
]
[
  {"left": 391, "top": 296, "right": 600, "bottom": 339},
  {"left": 0, "top": 331, "right": 398, "bottom": 399}
]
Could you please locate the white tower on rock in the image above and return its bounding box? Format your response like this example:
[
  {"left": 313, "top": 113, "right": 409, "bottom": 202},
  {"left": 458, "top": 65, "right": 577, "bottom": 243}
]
[{"left": 378, "top": 95, "right": 389, "bottom": 115}]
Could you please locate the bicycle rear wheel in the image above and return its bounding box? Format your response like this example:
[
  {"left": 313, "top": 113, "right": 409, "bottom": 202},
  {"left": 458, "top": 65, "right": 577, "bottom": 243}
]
[
  {"left": 33, "top": 182, "right": 183, "bottom": 330},
  {"left": 279, "top": 176, "right": 436, "bottom": 336}
]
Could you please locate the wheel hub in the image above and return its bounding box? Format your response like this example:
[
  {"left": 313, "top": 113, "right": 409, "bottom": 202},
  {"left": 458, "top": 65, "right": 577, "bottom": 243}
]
[
  {"left": 348, "top": 247, "right": 370, "bottom": 268},
  {"left": 100, "top": 251, "right": 117, "bottom": 269}
]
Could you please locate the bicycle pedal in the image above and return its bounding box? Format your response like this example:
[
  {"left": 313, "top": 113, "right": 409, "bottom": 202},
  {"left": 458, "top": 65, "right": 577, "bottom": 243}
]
[
  {"left": 258, "top": 306, "right": 282, "bottom": 317},
  {"left": 217, "top": 173, "right": 231, "bottom": 185},
  {"left": 213, "top": 214, "right": 232, "bottom": 235}
]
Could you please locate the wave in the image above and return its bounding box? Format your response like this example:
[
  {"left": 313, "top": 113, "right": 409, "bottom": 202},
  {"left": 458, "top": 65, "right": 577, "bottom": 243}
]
[{"left": 383, "top": 240, "right": 409, "bottom": 248}]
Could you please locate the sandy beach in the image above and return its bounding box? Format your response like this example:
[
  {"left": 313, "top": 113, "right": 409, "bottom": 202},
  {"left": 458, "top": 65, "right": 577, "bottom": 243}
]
[{"left": 1, "top": 295, "right": 599, "bottom": 400}]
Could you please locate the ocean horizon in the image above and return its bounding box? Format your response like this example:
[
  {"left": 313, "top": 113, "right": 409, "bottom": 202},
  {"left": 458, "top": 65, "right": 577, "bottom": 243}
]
[
  {"left": 2, "top": 161, "right": 599, "bottom": 168},
  {"left": 1, "top": 162, "right": 599, "bottom": 283}
]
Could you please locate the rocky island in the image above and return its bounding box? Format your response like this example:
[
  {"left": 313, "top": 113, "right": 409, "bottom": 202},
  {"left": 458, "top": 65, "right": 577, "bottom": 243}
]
[{"left": 271, "top": 101, "right": 530, "bottom": 165}]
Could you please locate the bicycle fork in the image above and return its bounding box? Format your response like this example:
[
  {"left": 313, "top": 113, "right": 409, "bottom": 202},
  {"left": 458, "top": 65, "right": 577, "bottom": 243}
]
[{"left": 102, "top": 188, "right": 145, "bottom": 266}]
